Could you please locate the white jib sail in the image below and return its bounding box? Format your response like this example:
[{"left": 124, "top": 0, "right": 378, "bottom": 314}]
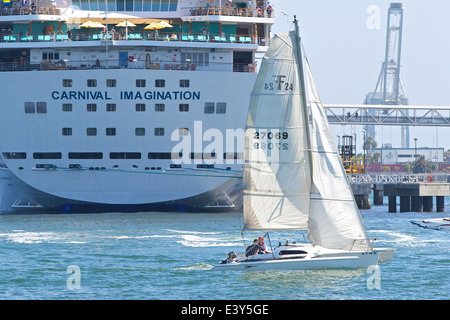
[
  {"left": 305, "top": 60, "right": 371, "bottom": 251},
  {"left": 243, "top": 32, "right": 311, "bottom": 230}
]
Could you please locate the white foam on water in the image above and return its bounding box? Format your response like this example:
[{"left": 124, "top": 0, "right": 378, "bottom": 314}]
[
  {"left": 0, "top": 231, "right": 66, "bottom": 244},
  {"left": 176, "top": 234, "right": 238, "bottom": 247}
]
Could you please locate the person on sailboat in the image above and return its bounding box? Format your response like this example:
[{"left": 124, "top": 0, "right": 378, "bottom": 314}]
[
  {"left": 245, "top": 239, "right": 262, "bottom": 256},
  {"left": 258, "top": 236, "right": 269, "bottom": 253}
]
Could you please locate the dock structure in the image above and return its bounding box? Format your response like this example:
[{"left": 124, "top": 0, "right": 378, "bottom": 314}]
[
  {"left": 383, "top": 183, "right": 449, "bottom": 213},
  {"left": 348, "top": 174, "right": 450, "bottom": 212}
]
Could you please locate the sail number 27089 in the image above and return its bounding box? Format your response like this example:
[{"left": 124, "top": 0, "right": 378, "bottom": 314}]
[{"left": 253, "top": 131, "right": 289, "bottom": 150}]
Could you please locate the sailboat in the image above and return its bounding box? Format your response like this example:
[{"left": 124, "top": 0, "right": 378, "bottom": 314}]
[{"left": 213, "top": 18, "right": 394, "bottom": 271}]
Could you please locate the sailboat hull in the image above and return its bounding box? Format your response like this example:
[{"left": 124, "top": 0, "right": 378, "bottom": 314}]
[
  {"left": 213, "top": 244, "right": 380, "bottom": 271},
  {"left": 212, "top": 256, "right": 359, "bottom": 271}
]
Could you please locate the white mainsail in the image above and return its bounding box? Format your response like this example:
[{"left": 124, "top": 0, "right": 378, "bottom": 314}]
[
  {"left": 243, "top": 32, "right": 311, "bottom": 230},
  {"left": 243, "top": 27, "right": 372, "bottom": 252}
]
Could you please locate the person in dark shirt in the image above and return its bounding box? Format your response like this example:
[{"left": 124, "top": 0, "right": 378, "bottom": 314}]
[{"left": 245, "top": 239, "right": 261, "bottom": 256}]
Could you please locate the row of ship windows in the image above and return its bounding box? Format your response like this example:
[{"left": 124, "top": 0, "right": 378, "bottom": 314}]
[
  {"left": 3, "top": 152, "right": 243, "bottom": 160},
  {"left": 62, "top": 79, "right": 186, "bottom": 88},
  {"left": 60, "top": 127, "right": 183, "bottom": 136},
  {"left": 24, "top": 102, "right": 226, "bottom": 114}
]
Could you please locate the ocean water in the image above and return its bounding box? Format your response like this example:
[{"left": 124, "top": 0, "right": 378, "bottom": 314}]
[{"left": 0, "top": 204, "right": 448, "bottom": 301}]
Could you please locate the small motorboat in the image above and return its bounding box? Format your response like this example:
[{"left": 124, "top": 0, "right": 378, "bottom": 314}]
[{"left": 410, "top": 217, "right": 450, "bottom": 230}]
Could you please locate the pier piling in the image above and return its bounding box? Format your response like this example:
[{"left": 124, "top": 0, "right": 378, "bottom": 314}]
[{"left": 383, "top": 182, "right": 449, "bottom": 213}]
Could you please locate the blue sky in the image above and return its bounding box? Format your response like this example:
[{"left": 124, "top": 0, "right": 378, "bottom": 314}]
[{"left": 269, "top": 0, "right": 450, "bottom": 152}]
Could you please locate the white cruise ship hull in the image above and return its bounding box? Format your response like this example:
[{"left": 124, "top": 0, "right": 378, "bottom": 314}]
[{"left": 0, "top": 69, "right": 255, "bottom": 213}]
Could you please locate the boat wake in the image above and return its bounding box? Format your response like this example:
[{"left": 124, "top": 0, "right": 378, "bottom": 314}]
[
  {"left": 158, "top": 229, "right": 241, "bottom": 248},
  {"left": 175, "top": 263, "right": 214, "bottom": 270}
]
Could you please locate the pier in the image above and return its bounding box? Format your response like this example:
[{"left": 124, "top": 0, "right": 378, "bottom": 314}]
[{"left": 348, "top": 174, "right": 450, "bottom": 212}]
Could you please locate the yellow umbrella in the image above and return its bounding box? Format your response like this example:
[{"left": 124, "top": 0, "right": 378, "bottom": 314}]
[
  {"left": 80, "top": 21, "right": 98, "bottom": 28},
  {"left": 144, "top": 22, "right": 162, "bottom": 30},
  {"left": 116, "top": 20, "right": 136, "bottom": 39},
  {"left": 92, "top": 22, "right": 106, "bottom": 28},
  {"left": 115, "top": 20, "right": 136, "bottom": 27},
  {"left": 156, "top": 21, "right": 173, "bottom": 28},
  {"left": 80, "top": 21, "right": 105, "bottom": 39}
]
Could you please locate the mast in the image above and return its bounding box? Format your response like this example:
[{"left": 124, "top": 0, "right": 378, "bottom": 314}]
[{"left": 293, "top": 16, "right": 313, "bottom": 176}]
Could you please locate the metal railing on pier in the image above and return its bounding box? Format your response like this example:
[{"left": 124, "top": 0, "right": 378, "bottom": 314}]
[{"left": 347, "top": 173, "right": 450, "bottom": 184}]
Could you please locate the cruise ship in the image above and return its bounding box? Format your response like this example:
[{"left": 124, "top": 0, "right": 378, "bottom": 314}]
[{"left": 0, "top": 0, "right": 274, "bottom": 213}]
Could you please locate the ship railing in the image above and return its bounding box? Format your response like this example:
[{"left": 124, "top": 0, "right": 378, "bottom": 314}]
[
  {"left": 0, "top": 59, "right": 257, "bottom": 73},
  {"left": 0, "top": 5, "right": 63, "bottom": 16},
  {"left": 0, "top": 30, "right": 270, "bottom": 46},
  {"left": 181, "top": 5, "right": 274, "bottom": 19}
]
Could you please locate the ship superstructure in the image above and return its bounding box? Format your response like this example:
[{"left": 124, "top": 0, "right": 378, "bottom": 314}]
[{"left": 0, "top": 0, "right": 274, "bottom": 213}]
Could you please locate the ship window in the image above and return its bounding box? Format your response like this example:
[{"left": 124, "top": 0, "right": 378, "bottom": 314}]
[
  {"left": 181, "top": 52, "right": 209, "bottom": 67},
  {"left": 190, "top": 152, "right": 216, "bottom": 160},
  {"left": 116, "top": 0, "right": 124, "bottom": 10},
  {"left": 42, "top": 50, "right": 59, "bottom": 61},
  {"left": 155, "top": 103, "right": 165, "bottom": 112},
  {"left": 63, "top": 79, "right": 73, "bottom": 87},
  {"left": 169, "top": 0, "right": 177, "bottom": 11},
  {"left": 224, "top": 152, "right": 243, "bottom": 160},
  {"left": 152, "top": 0, "right": 160, "bottom": 11},
  {"left": 33, "top": 152, "right": 62, "bottom": 159},
  {"left": 62, "top": 128, "right": 72, "bottom": 136},
  {"left": 148, "top": 152, "right": 182, "bottom": 159},
  {"left": 180, "top": 79, "right": 190, "bottom": 87},
  {"left": 110, "top": 152, "right": 141, "bottom": 159},
  {"left": 179, "top": 104, "right": 189, "bottom": 112},
  {"left": 87, "top": 128, "right": 97, "bottom": 136},
  {"left": 106, "top": 103, "right": 116, "bottom": 112},
  {"left": 87, "top": 104, "right": 97, "bottom": 112},
  {"left": 87, "top": 79, "right": 97, "bottom": 87},
  {"left": 135, "top": 0, "right": 142, "bottom": 10},
  {"left": 36, "top": 102, "right": 47, "bottom": 114},
  {"left": 80, "top": 0, "right": 89, "bottom": 10},
  {"left": 106, "top": 128, "right": 116, "bottom": 136},
  {"left": 135, "top": 128, "right": 145, "bottom": 136},
  {"left": 204, "top": 102, "right": 214, "bottom": 114},
  {"left": 90, "top": 0, "right": 98, "bottom": 10},
  {"left": 107, "top": 79, "right": 117, "bottom": 87},
  {"left": 107, "top": 0, "right": 115, "bottom": 11},
  {"left": 62, "top": 103, "right": 72, "bottom": 112},
  {"left": 154, "top": 128, "right": 165, "bottom": 136},
  {"left": 179, "top": 128, "right": 189, "bottom": 136},
  {"left": 216, "top": 102, "right": 226, "bottom": 114},
  {"left": 2, "top": 152, "right": 26, "bottom": 159},
  {"left": 25, "top": 102, "right": 35, "bottom": 113},
  {"left": 161, "top": 0, "right": 169, "bottom": 11},
  {"left": 155, "top": 79, "right": 165, "bottom": 87},
  {"left": 69, "top": 152, "right": 103, "bottom": 159},
  {"left": 136, "top": 79, "right": 146, "bottom": 87},
  {"left": 136, "top": 103, "right": 146, "bottom": 112}
]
